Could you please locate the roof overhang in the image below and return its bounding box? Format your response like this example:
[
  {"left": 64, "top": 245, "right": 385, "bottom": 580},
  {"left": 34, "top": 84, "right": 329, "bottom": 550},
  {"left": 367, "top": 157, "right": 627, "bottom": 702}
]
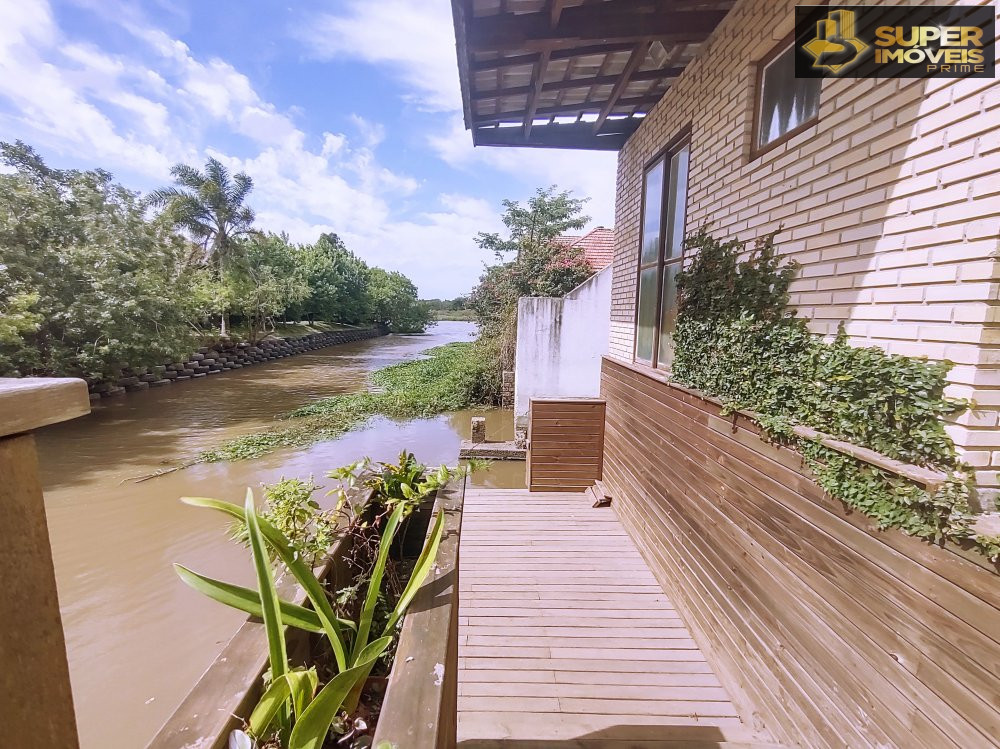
[{"left": 451, "top": 0, "right": 734, "bottom": 150}]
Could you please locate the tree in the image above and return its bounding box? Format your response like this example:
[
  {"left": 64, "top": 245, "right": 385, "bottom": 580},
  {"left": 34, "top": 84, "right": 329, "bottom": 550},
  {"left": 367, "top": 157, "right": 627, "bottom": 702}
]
[
  {"left": 475, "top": 186, "right": 589, "bottom": 261},
  {"left": 0, "top": 141, "right": 209, "bottom": 379},
  {"left": 291, "top": 233, "right": 371, "bottom": 324},
  {"left": 225, "top": 233, "right": 310, "bottom": 343},
  {"left": 366, "top": 268, "right": 431, "bottom": 333},
  {"left": 148, "top": 157, "right": 256, "bottom": 335},
  {"left": 468, "top": 186, "right": 594, "bottom": 400}
]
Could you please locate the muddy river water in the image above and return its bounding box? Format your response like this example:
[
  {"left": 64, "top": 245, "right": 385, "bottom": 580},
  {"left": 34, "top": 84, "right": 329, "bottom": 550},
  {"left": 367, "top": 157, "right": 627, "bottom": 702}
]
[{"left": 34, "top": 321, "right": 523, "bottom": 749}]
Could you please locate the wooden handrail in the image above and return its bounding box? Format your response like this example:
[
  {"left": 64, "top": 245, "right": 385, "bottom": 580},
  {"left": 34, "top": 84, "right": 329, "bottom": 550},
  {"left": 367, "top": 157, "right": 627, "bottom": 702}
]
[
  {"left": 1, "top": 377, "right": 90, "bottom": 749},
  {"left": 371, "top": 478, "right": 465, "bottom": 749}
]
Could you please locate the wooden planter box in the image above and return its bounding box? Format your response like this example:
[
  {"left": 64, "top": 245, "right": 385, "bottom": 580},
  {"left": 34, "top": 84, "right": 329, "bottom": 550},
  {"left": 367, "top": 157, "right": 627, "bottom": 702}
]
[
  {"left": 147, "top": 479, "right": 465, "bottom": 749},
  {"left": 371, "top": 479, "right": 464, "bottom": 749}
]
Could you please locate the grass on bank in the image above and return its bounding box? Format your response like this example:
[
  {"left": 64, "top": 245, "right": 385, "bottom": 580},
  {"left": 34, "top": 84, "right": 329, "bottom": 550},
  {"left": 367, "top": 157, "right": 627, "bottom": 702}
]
[
  {"left": 431, "top": 309, "right": 476, "bottom": 322},
  {"left": 198, "top": 343, "right": 491, "bottom": 463}
]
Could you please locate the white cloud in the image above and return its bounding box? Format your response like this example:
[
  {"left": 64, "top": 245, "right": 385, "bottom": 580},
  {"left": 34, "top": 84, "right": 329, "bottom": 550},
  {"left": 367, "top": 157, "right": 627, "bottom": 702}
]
[
  {"left": 0, "top": 0, "right": 175, "bottom": 175},
  {"left": 0, "top": 0, "right": 609, "bottom": 298},
  {"left": 429, "top": 115, "right": 618, "bottom": 227},
  {"left": 299, "top": 0, "right": 619, "bottom": 228},
  {"left": 296, "top": 0, "right": 460, "bottom": 112}
]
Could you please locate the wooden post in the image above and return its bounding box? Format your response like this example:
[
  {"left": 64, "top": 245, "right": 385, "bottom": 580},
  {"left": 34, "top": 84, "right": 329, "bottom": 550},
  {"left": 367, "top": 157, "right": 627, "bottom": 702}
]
[
  {"left": 471, "top": 416, "right": 487, "bottom": 443},
  {"left": 0, "top": 378, "right": 90, "bottom": 749}
]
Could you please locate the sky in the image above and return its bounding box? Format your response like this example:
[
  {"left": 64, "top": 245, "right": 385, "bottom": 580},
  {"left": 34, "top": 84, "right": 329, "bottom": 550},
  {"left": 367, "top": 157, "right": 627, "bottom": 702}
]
[{"left": 0, "top": 0, "right": 618, "bottom": 299}]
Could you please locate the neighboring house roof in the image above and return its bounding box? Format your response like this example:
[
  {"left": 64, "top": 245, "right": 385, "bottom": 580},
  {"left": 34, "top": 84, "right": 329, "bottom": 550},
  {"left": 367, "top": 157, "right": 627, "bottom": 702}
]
[{"left": 554, "top": 227, "right": 615, "bottom": 270}]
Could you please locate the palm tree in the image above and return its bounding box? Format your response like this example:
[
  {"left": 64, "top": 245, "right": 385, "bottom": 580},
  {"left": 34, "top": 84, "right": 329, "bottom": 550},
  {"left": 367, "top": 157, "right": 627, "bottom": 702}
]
[{"left": 149, "top": 157, "right": 255, "bottom": 335}]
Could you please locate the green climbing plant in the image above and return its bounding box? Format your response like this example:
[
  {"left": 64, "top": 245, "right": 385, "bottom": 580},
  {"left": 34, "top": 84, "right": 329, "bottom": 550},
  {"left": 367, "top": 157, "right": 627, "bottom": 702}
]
[{"left": 671, "top": 229, "right": 994, "bottom": 559}]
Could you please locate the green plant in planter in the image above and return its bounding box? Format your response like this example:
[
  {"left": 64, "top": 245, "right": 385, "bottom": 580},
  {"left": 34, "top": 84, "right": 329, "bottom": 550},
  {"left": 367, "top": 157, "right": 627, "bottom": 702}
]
[
  {"left": 230, "top": 476, "right": 338, "bottom": 569},
  {"left": 328, "top": 450, "right": 452, "bottom": 517},
  {"left": 174, "top": 488, "right": 445, "bottom": 748},
  {"left": 671, "top": 229, "right": 987, "bottom": 555}
]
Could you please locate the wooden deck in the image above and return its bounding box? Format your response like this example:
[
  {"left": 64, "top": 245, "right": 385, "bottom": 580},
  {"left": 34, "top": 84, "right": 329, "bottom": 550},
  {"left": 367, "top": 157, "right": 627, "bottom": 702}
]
[{"left": 457, "top": 487, "right": 780, "bottom": 748}]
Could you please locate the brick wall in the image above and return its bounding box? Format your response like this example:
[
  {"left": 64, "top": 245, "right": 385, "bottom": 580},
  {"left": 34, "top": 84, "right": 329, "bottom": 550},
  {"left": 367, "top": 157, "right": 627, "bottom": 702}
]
[{"left": 609, "top": 0, "right": 1000, "bottom": 495}]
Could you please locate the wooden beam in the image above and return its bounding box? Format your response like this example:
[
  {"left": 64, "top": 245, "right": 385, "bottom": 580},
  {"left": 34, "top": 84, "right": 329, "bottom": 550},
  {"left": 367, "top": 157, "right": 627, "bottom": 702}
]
[
  {"left": 473, "top": 118, "right": 639, "bottom": 150},
  {"left": 523, "top": 49, "right": 551, "bottom": 136},
  {"left": 550, "top": 0, "right": 567, "bottom": 27},
  {"left": 472, "top": 65, "right": 682, "bottom": 101},
  {"left": 593, "top": 42, "right": 649, "bottom": 133},
  {"left": 475, "top": 93, "right": 664, "bottom": 126},
  {"left": 451, "top": 0, "right": 476, "bottom": 130},
  {"left": 524, "top": 0, "right": 565, "bottom": 136},
  {"left": 467, "top": 5, "right": 728, "bottom": 52},
  {"left": 471, "top": 43, "right": 638, "bottom": 73}
]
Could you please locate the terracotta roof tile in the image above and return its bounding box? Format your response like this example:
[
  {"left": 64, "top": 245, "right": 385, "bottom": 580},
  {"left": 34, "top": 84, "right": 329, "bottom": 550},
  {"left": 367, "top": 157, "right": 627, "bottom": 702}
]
[{"left": 556, "top": 227, "right": 615, "bottom": 270}]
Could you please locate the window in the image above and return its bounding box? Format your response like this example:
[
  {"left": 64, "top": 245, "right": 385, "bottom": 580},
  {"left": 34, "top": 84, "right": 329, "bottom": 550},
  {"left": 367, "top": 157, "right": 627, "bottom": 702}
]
[
  {"left": 754, "top": 40, "right": 821, "bottom": 153},
  {"left": 635, "top": 137, "right": 689, "bottom": 370}
]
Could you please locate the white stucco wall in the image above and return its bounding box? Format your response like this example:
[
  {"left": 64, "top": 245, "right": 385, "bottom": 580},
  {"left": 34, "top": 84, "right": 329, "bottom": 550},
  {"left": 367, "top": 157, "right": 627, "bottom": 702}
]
[{"left": 514, "top": 265, "right": 612, "bottom": 435}]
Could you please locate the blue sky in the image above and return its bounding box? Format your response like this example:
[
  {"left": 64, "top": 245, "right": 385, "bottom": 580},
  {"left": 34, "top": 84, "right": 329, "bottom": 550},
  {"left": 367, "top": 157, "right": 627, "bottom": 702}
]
[{"left": 0, "top": 0, "right": 618, "bottom": 298}]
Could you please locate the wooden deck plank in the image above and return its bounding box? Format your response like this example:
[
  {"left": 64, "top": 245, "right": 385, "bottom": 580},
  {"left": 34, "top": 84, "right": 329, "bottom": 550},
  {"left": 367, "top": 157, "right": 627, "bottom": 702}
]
[{"left": 458, "top": 485, "right": 766, "bottom": 745}]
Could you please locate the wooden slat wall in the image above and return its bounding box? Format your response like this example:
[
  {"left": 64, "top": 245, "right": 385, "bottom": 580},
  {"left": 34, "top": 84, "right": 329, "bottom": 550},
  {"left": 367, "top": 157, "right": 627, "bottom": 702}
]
[
  {"left": 601, "top": 357, "right": 1000, "bottom": 749},
  {"left": 527, "top": 398, "right": 606, "bottom": 493}
]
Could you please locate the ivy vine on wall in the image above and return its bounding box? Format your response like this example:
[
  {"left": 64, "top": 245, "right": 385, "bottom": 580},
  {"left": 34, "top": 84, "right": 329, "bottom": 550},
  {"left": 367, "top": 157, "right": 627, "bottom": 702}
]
[{"left": 671, "top": 229, "right": 998, "bottom": 560}]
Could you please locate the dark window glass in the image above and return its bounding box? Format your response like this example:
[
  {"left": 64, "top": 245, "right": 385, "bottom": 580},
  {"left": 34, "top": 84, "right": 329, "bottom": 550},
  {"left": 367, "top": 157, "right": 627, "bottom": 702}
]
[
  {"left": 640, "top": 160, "right": 664, "bottom": 266},
  {"left": 757, "top": 43, "right": 821, "bottom": 149},
  {"left": 633, "top": 137, "right": 689, "bottom": 370},
  {"left": 657, "top": 263, "right": 680, "bottom": 370},
  {"left": 635, "top": 267, "right": 658, "bottom": 364},
  {"left": 664, "top": 144, "right": 689, "bottom": 260}
]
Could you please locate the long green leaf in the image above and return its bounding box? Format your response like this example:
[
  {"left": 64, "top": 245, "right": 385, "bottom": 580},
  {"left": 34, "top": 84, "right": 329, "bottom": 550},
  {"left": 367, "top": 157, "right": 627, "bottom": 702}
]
[
  {"left": 173, "top": 565, "right": 355, "bottom": 633},
  {"left": 174, "top": 564, "right": 323, "bottom": 632},
  {"left": 247, "top": 673, "right": 292, "bottom": 739},
  {"left": 247, "top": 668, "right": 318, "bottom": 738},
  {"left": 182, "top": 496, "right": 349, "bottom": 671},
  {"left": 352, "top": 502, "right": 405, "bottom": 663},
  {"left": 245, "top": 489, "right": 288, "bottom": 703},
  {"left": 288, "top": 637, "right": 391, "bottom": 749},
  {"left": 382, "top": 508, "right": 445, "bottom": 636},
  {"left": 290, "top": 668, "right": 318, "bottom": 719}
]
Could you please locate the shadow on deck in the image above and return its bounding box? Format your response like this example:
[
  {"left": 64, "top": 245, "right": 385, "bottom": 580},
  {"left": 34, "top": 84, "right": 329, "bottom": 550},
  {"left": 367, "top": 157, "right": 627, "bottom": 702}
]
[{"left": 457, "top": 487, "right": 781, "bottom": 748}]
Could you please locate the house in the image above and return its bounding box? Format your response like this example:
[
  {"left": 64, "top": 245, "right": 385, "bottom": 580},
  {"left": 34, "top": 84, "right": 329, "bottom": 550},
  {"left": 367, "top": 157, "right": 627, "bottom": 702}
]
[
  {"left": 453, "top": 0, "right": 1000, "bottom": 746},
  {"left": 553, "top": 225, "right": 616, "bottom": 270}
]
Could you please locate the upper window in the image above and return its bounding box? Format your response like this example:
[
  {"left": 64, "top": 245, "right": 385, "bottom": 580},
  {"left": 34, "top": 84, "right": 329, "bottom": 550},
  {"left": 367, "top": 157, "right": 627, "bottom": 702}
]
[
  {"left": 635, "top": 137, "right": 689, "bottom": 370},
  {"left": 754, "top": 41, "right": 821, "bottom": 153}
]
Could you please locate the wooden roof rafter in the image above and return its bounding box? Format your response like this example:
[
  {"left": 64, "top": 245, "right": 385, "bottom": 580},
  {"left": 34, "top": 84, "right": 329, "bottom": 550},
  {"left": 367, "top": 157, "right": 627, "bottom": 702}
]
[{"left": 452, "top": 0, "right": 734, "bottom": 150}]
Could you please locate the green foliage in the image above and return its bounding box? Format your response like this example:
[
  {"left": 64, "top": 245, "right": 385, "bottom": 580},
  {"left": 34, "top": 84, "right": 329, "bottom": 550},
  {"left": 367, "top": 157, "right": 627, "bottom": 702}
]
[
  {"left": 366, "top": 267, "right": 431, "bottom": 333},
  {"left": 291, "top": 233, "right": 371, "bottom": 325},
  {"left": 147, "top": 156, "right": 255, "bottom": 269},
  {"left": 671, "top": 230, "right": 986, "bottom": 554},
  {"left": 328, "top": 450, "right": 465, "bottom": 520},
  {"left": 0, "top": 141, "right": 208, "bottom": 378},
  {"left": 475, "top": 185, "right": 589, "bottom": 260},
  {"left": 200, "top": 343, "right": 491, "bottom": 462},
  {"left": 0, "top": 141, "right": 431, "bottom": 379},
  {"left": 226, "top": 233, "right": 310, "bottom": 343},
  {"left": 231, "top": 477, "right": 338, "bottom": 569},
  {"left": 175, "top": 482, "right": 447, "bottom": 748}
]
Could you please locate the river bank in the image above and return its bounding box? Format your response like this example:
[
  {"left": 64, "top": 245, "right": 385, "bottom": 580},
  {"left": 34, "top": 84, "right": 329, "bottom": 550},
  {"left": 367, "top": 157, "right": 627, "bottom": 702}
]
[
  {"left": 87, "top": 326, "right": 384, "bottom": 402},
  {"left": 34, "top": 321, "right": 523, "bottom": 749}
]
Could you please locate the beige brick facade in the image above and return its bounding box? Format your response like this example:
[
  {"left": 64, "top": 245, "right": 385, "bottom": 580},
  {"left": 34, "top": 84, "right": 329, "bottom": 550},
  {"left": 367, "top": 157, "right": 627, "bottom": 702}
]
[{"left": 609, "top": 0, "right": 1000, "bottom": 494}]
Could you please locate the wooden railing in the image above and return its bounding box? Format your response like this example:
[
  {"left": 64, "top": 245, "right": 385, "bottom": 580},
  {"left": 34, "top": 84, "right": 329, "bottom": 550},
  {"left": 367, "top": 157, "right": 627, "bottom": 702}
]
[
  {"left": 371, "top": 478, "right": 465, "bottom": 749},
  {"left": 1, "top": 377, "right": 91, "bottom": 749}
]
